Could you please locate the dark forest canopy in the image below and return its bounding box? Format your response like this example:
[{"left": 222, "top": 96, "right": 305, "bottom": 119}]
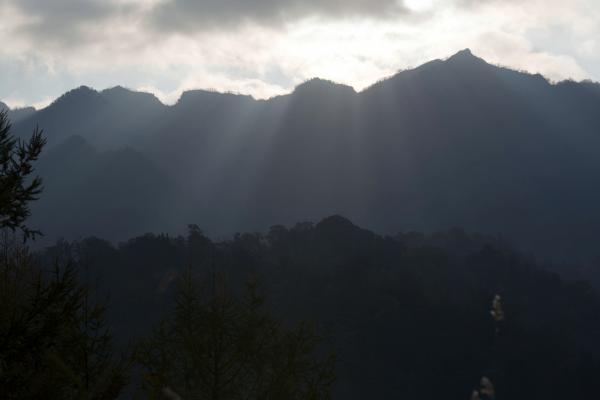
[{"left": 36, "top": 215, "right": 600, "bottom": 400}]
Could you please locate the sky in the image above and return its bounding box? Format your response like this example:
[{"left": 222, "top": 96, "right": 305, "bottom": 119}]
[{"left": 1, "top": 0, "right": 599, "bottom": 108}]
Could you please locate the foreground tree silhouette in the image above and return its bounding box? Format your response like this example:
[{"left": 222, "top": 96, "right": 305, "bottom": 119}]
[
  {"left": 0, "top": 110, "right": 45, "bottom": 240},
  {"left": 0, "top": 235, "right": 128, "bottom": 399},
  {"left": 135, "top": 270, "right": 335, "bottom": 400},
  {"left": 0, "top": 113, "right": 127, "bottom": 398}
]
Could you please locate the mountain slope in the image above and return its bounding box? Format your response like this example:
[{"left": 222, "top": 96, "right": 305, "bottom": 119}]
[
  {"left": 0, "top": 101, "right": 36, "bottom": 124},
  {"left": 12, "top": 86, "right": 166, "bottom": 149},
  {"left": 11, "top": 50, "right": 600, "bottom": 269},
  {"left": 30, "top": 135, "right": 189, "bottom": 244}
]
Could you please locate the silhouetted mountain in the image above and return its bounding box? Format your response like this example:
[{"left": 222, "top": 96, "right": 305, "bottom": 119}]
[
  {"left": 13, "top": 50, "right": 600, "bottom": 274},
  {"left": 292, "top": 78, "right": 356, "bottom": 97},
  {"left": 30, "top": 135, "right": 189, "bottom": 244},
  {"left": 8, "top": 106, "right": 36, "bottom": 123},
  {"left": 0, "top": 101, "right": 35, "bottom": 124},
  {"left": 13, "top": 85, "right": 165, "bottom": 149}
]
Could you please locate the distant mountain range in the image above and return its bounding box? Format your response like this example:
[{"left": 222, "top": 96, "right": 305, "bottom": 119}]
[{"left": 6, "top": 49, "right": 600, "bottom": 270}]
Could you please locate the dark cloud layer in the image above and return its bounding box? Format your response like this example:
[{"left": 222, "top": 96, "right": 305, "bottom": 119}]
[
  {"left": 5, "top": 0, "right": 408, "bottom": 48},
  {"left": 9, "top": 0, "right": 135, "bottom": 46},
  {"left": 2, "top": 0, "right": 537, "bottom": 47},
  {"left": 8, "top": 0, "right": 409, "bottom": 44},
  {"left": 149, "top": 0, "right": 407, "bottom": 32},
  {"left": 15, "top": 0, "right": 115, "bottom": 21}
]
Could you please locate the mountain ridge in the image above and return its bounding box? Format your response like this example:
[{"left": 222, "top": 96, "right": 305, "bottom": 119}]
[
  {"left": 5, "top": 49, "right": 597, "bottom": 111},
  {"left": 6, "top": 49, "right": 600, "bottom": 278}
]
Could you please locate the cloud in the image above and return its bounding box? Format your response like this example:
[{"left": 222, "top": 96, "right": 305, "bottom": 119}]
[
  {"left": 2, "top": 0, "right": 410, "bottom": 47},
  {"left": 0, "top": 0, "right": 598, "bottom": 108},
  {"left": 148, "top": 0, "right": 408, "bottom": 33},
  {"left": 469, "top": 31, "right": 589, "bottom": 82},
  {"left": 6, "top": 0, "right": 125, "bottom": 46}
]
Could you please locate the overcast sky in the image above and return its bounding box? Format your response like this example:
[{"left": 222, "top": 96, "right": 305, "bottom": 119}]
[{"left": 1, "top": 0, "right": 599, "bottom": 108}]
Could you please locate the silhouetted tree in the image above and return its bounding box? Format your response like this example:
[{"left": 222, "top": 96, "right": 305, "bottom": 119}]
[
  {"left": 0, "top": 116, "right": 127, "bottom": 398},
  {"left": 0, "top": 110, "right": 45, "bottom": 240},
  {"left": 134, "top": 269, "right": 335, "bottom": 399},
  {"left": 0, "top": 233, "right": 128, "bottom": 399}
]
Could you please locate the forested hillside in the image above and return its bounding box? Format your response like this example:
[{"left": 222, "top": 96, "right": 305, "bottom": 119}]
[{"left": 37, "top": 215, "right": 600, "bottom": 399}]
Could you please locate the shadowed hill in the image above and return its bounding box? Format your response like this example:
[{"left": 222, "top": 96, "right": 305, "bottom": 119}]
[
  {"left": 30, "top": 135, "right": 189, "bottom": 244},
  {"left": 8, "top": 106, "right": 36, "bottom": 124},
  {"left": 12, "top": 85, "right": 165, "bottom": 149},
  {"left": 37, "top": 215, "right": 600, "bottom": 400},
  {"left": 0, "top": 101, "right": 36, "bottom": 124},
  {"left": 9, "top": 50, "right": 600, "bottom": 272}
]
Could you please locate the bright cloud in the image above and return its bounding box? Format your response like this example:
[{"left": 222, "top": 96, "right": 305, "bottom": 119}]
[{"left": 0, "top": 0, "right": 598, "bottom": 108}]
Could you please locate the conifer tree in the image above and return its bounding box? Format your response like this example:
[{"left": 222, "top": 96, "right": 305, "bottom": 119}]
[
  {"left": 135, "top": 269, "right": 335, "bottom": 400},
  {"left": 0, "top": 113, "right": 127, "bottom": 399},
  {"left": 0, "top": 234, "right": 128, "bottom": 399},
  {"left": 0, "top": 110, "right": 45, "bottom": 240}
]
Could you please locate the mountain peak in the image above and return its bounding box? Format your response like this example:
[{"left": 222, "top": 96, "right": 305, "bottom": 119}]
[
  {"left": 101, "top": 85, "right": 131, "bottom": 96},
  {"left": 71, "top": 85, "right": 98, "bottom": 95},
  {"left": 40, "top": 85, "right": 109, "bottom": 116},
  {"left": 293, "top": 78, "right": 356, "bottom": 97},
  {"left": 446, "top": 48, "right": 487, "bottom": 65},
  {"left": 53, "top": 85, "right": 100, "bottom": 105},
  {"left": 101, "top": 86, "right": 163, "bottom": 106},
  {"left": 0, "top": 101, "right": 8, "bottom": 111},
  {"left": 455, "top": 48, "right": 474, "bottom": 57}
]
